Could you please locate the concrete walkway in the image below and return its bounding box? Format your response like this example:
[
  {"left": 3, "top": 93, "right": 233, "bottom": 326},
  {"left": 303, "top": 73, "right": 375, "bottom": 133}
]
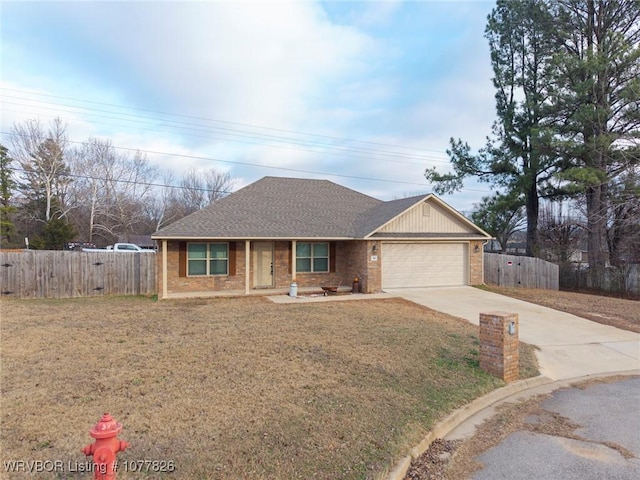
[{"left": 384, "top": 287, "right": 640, "bottom": 380}]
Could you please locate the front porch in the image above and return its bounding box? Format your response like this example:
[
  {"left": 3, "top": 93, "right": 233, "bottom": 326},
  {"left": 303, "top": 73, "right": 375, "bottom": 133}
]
[
  {"left": 161, "top": 284, "right": 354, "bottom": 300},
  {"left": 157, "top": 239, "right": 379, "bottom": 299}
]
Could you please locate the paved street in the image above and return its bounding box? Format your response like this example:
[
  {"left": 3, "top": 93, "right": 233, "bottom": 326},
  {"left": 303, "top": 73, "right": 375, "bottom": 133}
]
[{"left": 469, "top": 377, "right": 640, "bottom": 480}]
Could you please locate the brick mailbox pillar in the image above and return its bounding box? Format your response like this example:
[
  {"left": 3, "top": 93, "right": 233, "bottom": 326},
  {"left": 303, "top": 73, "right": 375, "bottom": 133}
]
[{"left": 479, "top": 311, "right": 519, "bottom": 382}]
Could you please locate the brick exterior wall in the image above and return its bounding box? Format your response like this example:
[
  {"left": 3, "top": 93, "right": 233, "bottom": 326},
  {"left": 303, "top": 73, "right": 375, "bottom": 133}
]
[
  {"left": 469, "top": 240, "right": 484, "bottom": 285},
  {"left": 157, "top": 238, "right": 476, "bottom": 296},
  {"left": 157, "top": 239, "right": 378, "bottom": 296},
  {"left": 479, "top": 311, "right": 519, "bottom": 382},
  {"left": 160, "top": 240, "right": 247, "bottom": 294},
  {"left": 340, "top": 240, "right": 381, "bottom": 293},
  {"left": 272, "top": 241, "right": 293, "bottom": 288},
  {"left": 365, "top": 241, "right": 382, "bottom": 293}
]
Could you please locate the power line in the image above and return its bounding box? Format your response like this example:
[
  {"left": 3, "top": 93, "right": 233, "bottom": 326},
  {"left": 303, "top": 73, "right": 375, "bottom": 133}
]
[
  {"left": 2, "top": 100, "right": 447, "bottom": 166},
  {"left": 1, "top": 91, "right": 496, "bottom": 196},
  {"left": 2, "top": 94, "right": 447, "bottom": 160},
  {"left": 3, "top": 130, "right": 435, "bottom": 186},
  {"left": 2, "top": 130, "right": 494, "bottom": 193},
  {"left": 1, "top": 87, "right": 451, "bottom": 156},
  {"left": 11, "top": 166, "right": 231, "bottom": 194}
]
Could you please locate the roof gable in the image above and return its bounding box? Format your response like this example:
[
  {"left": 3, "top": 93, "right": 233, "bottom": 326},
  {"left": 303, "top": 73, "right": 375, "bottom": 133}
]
[
  {"left": 365, "top": 194, "right": 491, "bottom": 239},
  {"left": 354, "top": 195, "right": 426, "bottom": 237}
]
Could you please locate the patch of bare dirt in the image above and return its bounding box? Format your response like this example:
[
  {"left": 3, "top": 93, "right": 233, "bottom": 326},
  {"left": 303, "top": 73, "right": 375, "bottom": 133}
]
[
  {"left": 405, "top": 438, "right": 462, "bottom": 480},
  {"left": 484, "top": 286, "right": 640, "bottom": 333}
]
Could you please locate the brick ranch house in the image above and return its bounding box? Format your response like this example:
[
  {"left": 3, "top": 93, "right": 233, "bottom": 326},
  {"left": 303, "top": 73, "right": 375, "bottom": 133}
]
[{"left": 151, "top": 176, "right": 492, "bottom": 299}]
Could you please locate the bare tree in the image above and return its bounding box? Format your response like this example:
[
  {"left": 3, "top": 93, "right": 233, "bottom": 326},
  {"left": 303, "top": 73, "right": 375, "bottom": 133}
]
[
  {"left": 608, "top": 164, "right": 640, "bottom": 267},
  {"left": 10, "top": 118, "right": 71, "bottom": 222},
  {"left": 67, "top": 139, "right": 159, "bottom": 245},
  {"left": 105, "top": 150, "right": 158, "bottom": 236},
  {"left": 68, "top": 137, "right": 116, "bottom": 243},
  {"left": 144, "top": 171, "right": 180, "bottom": 232},
  {"left": 538, "top": 202, "right": 582, "bottom": 264},
  {"left": 176, "top": 168, "right": 233, "bottom": 216},
  {"left": 203, "top": 169, "right": 233, "bottom": 204}
]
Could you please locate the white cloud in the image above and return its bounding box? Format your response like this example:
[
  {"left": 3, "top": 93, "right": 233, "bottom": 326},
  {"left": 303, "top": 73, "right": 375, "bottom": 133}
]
[
  {"left": 1, "top": 0, "right": 500, "bottom": 212},
  {"left": 64, "top": 2, "right": 376, "bottom": 130}
]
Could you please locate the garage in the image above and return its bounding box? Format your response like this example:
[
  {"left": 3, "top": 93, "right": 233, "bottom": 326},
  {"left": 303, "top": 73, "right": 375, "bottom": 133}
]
[{"left": 382, "top": 243, "right": 468, "bottom": 288}]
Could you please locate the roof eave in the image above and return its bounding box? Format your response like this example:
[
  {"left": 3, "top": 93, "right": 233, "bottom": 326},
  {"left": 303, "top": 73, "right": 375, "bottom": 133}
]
[
  {"left": 371, "top": 236, "right": 491, "bottom": 241},
  {"left": 151, "top": 235, "right": 359, "bottom": 241}
]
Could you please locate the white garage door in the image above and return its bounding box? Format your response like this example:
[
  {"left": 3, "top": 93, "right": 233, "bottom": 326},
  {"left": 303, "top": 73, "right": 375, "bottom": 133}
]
[{"left": 382, "top": 243, "right": 467, "bottom": 288}]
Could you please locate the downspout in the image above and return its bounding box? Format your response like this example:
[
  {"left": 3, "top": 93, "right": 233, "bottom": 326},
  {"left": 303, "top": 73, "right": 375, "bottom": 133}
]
[
  {"left": 291, "top": 240, "right": 297, "bottom": 282},
  {"left": 245, "top": 240, "right": 250, "bottom": 294},
  {"left": 162, "top": 240, "right": 168, "bottom": 299},
  {"left": 481, "top": 240, "right": 489, "bottom": 285}
]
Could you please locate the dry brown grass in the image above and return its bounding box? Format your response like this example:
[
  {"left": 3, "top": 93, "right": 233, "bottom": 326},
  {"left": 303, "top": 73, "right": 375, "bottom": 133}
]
[
  {"left": 0, "top": 296, "right": 538, "bottom": 480},
  {"left": 482, "top": 286, "right": 640, "bottom": 333}
]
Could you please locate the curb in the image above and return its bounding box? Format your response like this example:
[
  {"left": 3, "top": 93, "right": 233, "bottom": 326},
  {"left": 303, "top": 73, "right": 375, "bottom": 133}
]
[{"left": 383, "top": 370, "right": 640, "bottom": 480}]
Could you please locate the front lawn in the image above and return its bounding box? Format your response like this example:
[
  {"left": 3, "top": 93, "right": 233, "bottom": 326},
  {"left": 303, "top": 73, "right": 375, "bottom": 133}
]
[{"left": 1, "top": 296, "right": 537, "bottom": 479}]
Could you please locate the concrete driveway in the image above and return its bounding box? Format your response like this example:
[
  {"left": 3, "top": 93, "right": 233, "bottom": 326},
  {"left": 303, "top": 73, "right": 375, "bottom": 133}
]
[{"left": 385, "top": 287, "right": 640, "bottom": 380}]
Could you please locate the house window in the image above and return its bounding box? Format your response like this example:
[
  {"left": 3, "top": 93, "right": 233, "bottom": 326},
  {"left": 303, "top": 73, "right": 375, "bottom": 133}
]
[
  {"left": 296, "top": 242, "right": 329, "bottom": 273},
  {"left": 187, "top": 243, "right": 229, "bottom": 276}
]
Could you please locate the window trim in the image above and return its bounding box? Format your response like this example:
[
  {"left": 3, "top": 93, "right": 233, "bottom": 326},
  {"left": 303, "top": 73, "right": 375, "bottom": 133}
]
[
  {"left": 186, "top": 242, "right": 229, "bottom": 276},
  {"left": 296, "top": 242, "right": 330, "bottom": 273}
]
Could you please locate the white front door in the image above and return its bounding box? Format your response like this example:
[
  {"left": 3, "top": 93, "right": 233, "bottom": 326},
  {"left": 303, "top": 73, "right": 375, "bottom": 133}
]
[{"left": 253, "top": 242, "right": 274, "bottom": 288}]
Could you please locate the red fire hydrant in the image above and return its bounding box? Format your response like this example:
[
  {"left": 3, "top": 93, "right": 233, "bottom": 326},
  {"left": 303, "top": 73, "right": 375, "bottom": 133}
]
[{"left": 81, "top": 413, "right": 130, "bottom": 479}]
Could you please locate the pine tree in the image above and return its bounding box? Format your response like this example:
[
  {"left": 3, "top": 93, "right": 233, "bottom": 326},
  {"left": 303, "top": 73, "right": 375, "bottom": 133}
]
[{"left": 0, "top": 144, "right": 17, "bottom": 247}]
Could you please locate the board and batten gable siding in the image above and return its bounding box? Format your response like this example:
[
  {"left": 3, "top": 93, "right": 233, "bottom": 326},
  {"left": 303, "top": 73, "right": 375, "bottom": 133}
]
[{"left": 377, "top": 199, "right": 473, "bottom": 234}]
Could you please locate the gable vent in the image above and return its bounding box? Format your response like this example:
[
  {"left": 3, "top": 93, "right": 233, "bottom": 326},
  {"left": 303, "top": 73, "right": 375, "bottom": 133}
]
[{"left": 422, "top": 202, "right": 431, "bottom": 217}]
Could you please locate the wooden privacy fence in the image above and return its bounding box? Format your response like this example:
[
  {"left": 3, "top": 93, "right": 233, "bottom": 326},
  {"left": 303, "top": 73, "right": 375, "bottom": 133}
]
[
  {"left": 561, "top": 264, "right": 640, "bottom": 297},
  {"left": 484, "top": 253, "right": 559, "bottom": 290},
  {"left": 0, "top": 250, "right": 157, "bottom": 299}
]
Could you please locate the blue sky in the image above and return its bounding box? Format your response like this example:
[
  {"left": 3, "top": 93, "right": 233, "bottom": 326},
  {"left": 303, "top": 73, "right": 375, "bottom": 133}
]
[{"left": 1, "top": 0, "right": 498, "bottom": 213}]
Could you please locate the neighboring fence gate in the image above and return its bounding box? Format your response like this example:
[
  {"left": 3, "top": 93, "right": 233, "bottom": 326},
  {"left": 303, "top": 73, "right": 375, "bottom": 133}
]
[
  {"left": 0, "top": 250, "right": 157, "bottom": 299},
  {"left": 484, "top": 253, "right": 559, "bottom": 290}
]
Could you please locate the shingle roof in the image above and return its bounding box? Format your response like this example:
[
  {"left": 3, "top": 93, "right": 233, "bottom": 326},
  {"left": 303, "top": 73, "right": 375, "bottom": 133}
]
[
  {"left": 153, "top": 176, "right": 384, "bottom": 239},
  {"left": 152, "top": 176, "right": 492, "bottom": 240}
]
